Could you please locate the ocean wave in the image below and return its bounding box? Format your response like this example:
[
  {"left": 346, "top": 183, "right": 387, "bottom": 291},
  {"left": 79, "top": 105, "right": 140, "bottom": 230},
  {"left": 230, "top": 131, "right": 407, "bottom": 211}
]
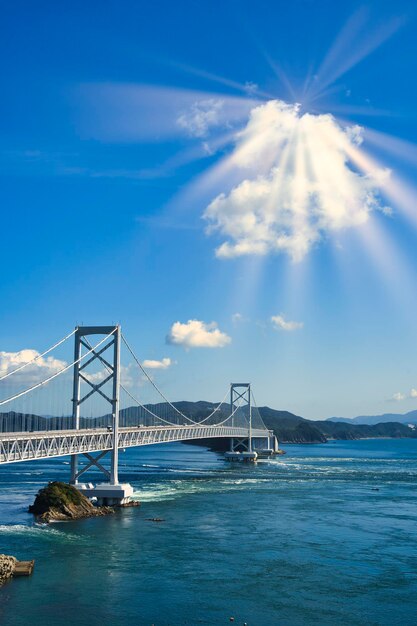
[
  {"left": 166, "top": 468, "right": 209, "bottom": 474},
  {"left": 132, "top": 475, "right": 278, "bottom": 502},
  {"left": 0, "top": 523, "right": 88, "bottom": 543},
  {"left": 273, "top": 456, "right": 417, "bottom": 465},
  {"left": 4, "top": 471, "right": 44, "bottom": 476}
]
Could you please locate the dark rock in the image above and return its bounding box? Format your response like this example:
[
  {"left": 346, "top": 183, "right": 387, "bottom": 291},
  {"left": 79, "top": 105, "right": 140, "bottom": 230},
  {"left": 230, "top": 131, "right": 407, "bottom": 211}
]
[
  {"left": 0, "top": 555, "right": 16, "bottom": 586},
  {"left": 118, "top": 500, "right": 140, "bottom": 508},
  {"left": 29, "top": 481, "right": 115, "bottom": 522}
]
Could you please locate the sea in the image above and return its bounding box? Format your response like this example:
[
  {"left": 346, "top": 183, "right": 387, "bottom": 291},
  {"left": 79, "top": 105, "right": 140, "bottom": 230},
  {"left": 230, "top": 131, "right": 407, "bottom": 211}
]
[{"left": 0, "top": 439, "right": 417, "bottom": 626}]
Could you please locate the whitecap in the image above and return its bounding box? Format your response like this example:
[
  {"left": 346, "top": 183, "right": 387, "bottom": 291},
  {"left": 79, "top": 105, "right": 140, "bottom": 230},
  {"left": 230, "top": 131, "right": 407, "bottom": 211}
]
[{"left": 0, "top": 524, "right": 87, "bottom": 543}]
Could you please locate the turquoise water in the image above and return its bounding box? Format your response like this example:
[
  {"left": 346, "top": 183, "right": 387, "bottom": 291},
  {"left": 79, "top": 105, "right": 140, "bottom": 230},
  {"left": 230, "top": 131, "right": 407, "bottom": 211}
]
[{"left": 1, "top": 439, "right": 417, "bottom": 625}]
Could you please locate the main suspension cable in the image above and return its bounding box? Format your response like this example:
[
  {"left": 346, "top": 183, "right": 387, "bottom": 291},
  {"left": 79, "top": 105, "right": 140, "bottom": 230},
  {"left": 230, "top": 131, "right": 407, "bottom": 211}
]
[
  {"left": 121, "top": 332, "right": 233, "bottom": 426},
  {"left": 120, "top": 386, "right": 193, "bottom": 426},
  {"left": 0, "top": 328, "right": 76, "bottom": 382},
  {"left": 121, "top": 384, "right": 243, "bottom": 428},
  {"left": 82, "top": 336, "right": 188, "bottom": 427},
  {"left": 121, "top": 333, "right": 196, "bottom": 424},
  {"left": 188, "top": 388, "right": 230, "bottom": 425},
  {"left": 250, "top": 391, "right": 268, "bottom": 430},
  {"left": 0, "top": 329, "right": 117, "bottom": 407}
]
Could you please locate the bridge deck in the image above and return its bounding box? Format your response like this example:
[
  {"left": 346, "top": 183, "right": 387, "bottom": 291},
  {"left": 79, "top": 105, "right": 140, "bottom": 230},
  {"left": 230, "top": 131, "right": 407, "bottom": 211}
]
[{"left": 0, "top": 425, "right": 270, "bottom": 464}]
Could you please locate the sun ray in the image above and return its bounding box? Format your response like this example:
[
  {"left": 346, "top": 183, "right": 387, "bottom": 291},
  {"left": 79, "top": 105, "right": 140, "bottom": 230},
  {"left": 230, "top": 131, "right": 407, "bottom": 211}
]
[
  {"left": 340, "top": 136, "right": 417, "bottom": 231},
  {"left": 258, "top": 50, "right": 299, "bottom": 103},
  {"left": 137, "top": 128, "right": 240, "bottom": 179},
  {"left": 382, "top": 176, "right": 417, "bottom": 231},
  {"left": 354, "top": 216, "right": 417, "bottom": 316},
  {"left": 308, "top": 8, "right": 405, "bottom": 102},
  {"left": 76, "top": 82, "right": 260, "bottom": 142},
  {"left": 168, "top": 60, "right": 276, "bottom": 100},
  {"left": 319, "top": 104, "right": 396, "bottom": 118},
  {"left": 364, "top": 128, "right": 417, "bottom": 167}
]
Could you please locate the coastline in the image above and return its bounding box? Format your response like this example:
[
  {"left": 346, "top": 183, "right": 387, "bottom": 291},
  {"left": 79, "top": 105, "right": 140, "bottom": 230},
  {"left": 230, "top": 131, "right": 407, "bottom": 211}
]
[{"left": 322, "top": 436, "right": 414, "bottom": 442}]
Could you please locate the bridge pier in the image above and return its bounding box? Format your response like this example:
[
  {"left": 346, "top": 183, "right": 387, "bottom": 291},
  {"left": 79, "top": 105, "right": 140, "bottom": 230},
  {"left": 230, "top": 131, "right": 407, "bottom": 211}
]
[
  {"left": 76, "top": 482, "right": 134, "bottom": 506},
  {"left": 253, "top": 433, "right": 279, "bottom": 457},
  {"left": 69, "top": 325, "right": 134, "bottom": 505},
  {"left": 70, "top": 456, "right": 78, "bottom": 485},
  {"left": 225, "top": 432, "right": 279, "bottom": 461}
]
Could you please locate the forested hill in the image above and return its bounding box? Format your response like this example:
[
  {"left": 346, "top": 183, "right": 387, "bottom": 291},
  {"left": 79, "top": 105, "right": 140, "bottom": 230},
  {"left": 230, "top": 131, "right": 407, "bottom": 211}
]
[
  {"left": 255, "top": 406, "right": 417, "bottom": 443},
  {"left": 328, "top": 409, "right": 417, "bottom": 426},
  {"left": 171, "top": 402, "right": 416, "bottom": 444},
  {"left": 1, "top": 402, "right": 416, "bottom": 444}
]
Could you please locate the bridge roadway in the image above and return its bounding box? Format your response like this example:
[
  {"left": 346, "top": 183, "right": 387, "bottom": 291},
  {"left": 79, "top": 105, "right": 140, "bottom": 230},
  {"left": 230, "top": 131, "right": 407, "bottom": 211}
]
[{"left": 0, "top": 424, "right": 271, "bottom": 465}]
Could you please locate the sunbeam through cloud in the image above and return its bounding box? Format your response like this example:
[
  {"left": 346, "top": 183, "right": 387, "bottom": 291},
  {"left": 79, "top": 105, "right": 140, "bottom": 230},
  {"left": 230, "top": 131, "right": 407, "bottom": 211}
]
[{"left": 203, "top": 100, "right": 391, "bottom": 261}]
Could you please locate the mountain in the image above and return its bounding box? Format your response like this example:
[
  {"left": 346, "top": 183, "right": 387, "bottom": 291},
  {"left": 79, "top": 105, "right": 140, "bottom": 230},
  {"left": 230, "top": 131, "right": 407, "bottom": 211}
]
[
  {"left": 314, "top": 420, "right": 416, "bottom": 440},
  {"left": 328, "top": 409, "right": 417, "bottom": 426},
  {"left": 1, "top": 403, "right": 416, "bottom": 444},
  {"left": 174, "top": 404, "right": 416, "bottom": 444},
  {"left": 256, "top": 408, "right": 416, "bottom": 443},
  {"left": 254, "top": 407, "right": 327, "bottom": 443}
]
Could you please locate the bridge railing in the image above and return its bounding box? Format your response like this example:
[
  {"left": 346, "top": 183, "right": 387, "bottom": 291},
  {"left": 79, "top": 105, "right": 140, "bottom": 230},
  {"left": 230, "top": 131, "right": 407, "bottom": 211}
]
[{"left": 0, "top": 424, "right": 270, "bottom": 465}]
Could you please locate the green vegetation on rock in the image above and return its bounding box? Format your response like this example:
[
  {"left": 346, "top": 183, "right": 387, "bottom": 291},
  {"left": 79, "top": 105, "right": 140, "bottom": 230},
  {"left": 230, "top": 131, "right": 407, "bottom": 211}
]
[
  {"left": 29, "top": 481, "right": 114, "bottom": 522},
  {"left": 29, "top": 481, "right": 85, "bottom": 515}
]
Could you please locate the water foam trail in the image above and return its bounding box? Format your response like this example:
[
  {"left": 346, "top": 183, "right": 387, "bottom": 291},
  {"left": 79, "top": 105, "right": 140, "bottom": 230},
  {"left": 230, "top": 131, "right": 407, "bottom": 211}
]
[
  {"left": 132, "top": 474, "right": 279, "bottom": 502},
  {"left": 0, "top": 524, "right": 88, "bottom": 543}
]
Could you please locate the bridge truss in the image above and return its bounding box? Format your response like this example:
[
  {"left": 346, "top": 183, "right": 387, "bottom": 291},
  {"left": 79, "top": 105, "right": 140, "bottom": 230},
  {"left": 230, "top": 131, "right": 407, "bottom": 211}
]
[{"left": 0, "top": 425, "right": 270, "bottom": 465}]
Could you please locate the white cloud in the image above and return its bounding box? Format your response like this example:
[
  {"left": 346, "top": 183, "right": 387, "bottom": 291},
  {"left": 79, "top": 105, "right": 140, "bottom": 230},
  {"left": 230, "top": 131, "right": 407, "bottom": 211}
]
[
  {"left": 142, "top": 358, "right": 172, "bottom": 370},
  {"left": 82, "top": 370, "right": 107, "bottom": 384},
  {"left": 202, "top": 141, "right": 215, "bottom": 156},
  {"left": 204, "top": 99, "right": 391, "bottom": 261},
  {"left": 177, "top": 99, "right": 224, "bottom": 138},
  {"left": 231, "top": 312, "right": 243, "bottom": 323},
  {"left": 83, "top": 364, "right": 135, "bottom": 388},
  {"left": 166, "top": 320, "right": 231, "bottom": 348},
  {"left": 345, "top": 124, "right": 363, "bottom": 146},
  {"left": 121, "top": 365, "right": 136, "bottom": 388},
  {"left": 271, "top": 314, "right": 303, "bottom": 332},
  {"left": 391, "top": 392, "right": 406, "bottom": 402},
  {"left": 389, "top": 388, "right": 417, "bottom": 402},
  {"left": 244, "top": 81, "right": 259, "bottom": 96},
  {"left": 0, "top": 350, "right": 67, "bottom": 385}
]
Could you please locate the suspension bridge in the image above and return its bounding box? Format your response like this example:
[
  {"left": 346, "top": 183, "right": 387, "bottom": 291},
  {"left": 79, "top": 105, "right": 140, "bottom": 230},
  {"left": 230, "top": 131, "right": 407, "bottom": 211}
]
[{"left": 0, "top": 326, "right": 277, "bottom": 504}]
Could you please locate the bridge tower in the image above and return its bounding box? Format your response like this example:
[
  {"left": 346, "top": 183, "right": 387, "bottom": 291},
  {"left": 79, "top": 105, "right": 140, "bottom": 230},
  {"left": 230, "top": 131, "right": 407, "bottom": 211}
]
[
  {"left": 70, "top": 325, "right": 133, "bottom": 505},
  {"left": 227, "top": 383, "right": 257, "bottom": 461}
]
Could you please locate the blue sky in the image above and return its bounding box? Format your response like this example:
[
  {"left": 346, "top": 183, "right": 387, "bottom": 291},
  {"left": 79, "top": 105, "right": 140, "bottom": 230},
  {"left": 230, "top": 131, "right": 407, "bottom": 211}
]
[{"left": 2, "top": 0, "right": 417, "bottom": 419}]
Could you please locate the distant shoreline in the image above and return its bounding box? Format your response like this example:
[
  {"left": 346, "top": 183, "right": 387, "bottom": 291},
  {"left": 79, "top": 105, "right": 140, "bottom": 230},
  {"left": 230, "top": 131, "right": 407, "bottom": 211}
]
[
  {"left": 303, "top": 436, "right": 415, "bottom": 443},
  {"left": 188, "top": 434, "right": 417, "bottom": 453}
]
